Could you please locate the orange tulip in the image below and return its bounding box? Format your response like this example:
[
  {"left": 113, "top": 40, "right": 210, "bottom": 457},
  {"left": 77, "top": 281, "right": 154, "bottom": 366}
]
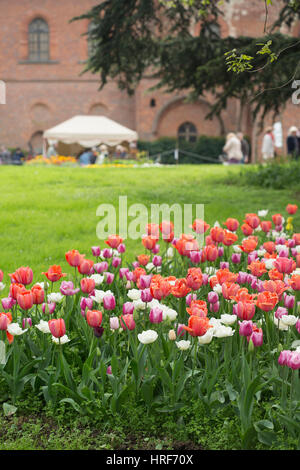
[
  {"left": 210, "top": 227, "right": 225, "bottom": 243},
  {"left": 183, "top": 315, "right": 212, "bottom": 337},
  {"left": 65, "top": 249, "right": 84, "bottom": 267},
  {"left": 42, "top": 265, "right": 66, "bottom": 282},
  {"left": 186, "top": 300, "right": 207, "bottom": 317},
  {"left": 17, "top": 290, "right": 34, "bottom": 310},
  {"left": 224, "top": 218, "right": 239, "bottom": 232},
  {"left": 241, "top": 223, "right": 253, "bottom": 236},
  {"left": 216, "top": 268, "right": 237, "bottom": 285},
  {"left": 31, "top": 285, "right": 45, "bottom": 305},
  {"left": 272, "top": 214, "right": 283, "bottom": 226},
  {"left": 260, "top": 220, "right": 272, "bottom": 233},
  {"left": 105, "top": 235, "right": 123, "bottom": 249},
  {"left": 247, "top": 261, "right": 267, "bottom": 277},
  {"left": 142, "top": 236, "right": 158, "bottom": 251},
  {"left": 256, "top": 291, "right": 278, "bottom": 312},
  {"left": 244, "top": 213, "right": 260, "bottom": 229},
  {"left": 263, "top": 241, "right": 276, "bottom": 254},
  {"left": 223, "top": 230, "right": 238, "bottom": 246},
  {"left": 186, "top": 267, "right": 203, "bottom": 290},
  {"left": 171, "top": 278, "right": 191, "bottom": 298},
  {"left": 288, "top": 274, "right": 300, "bottom": 291},
  {"left": 268, "top": 269, "right": 284, "bottom": 281},
  {"left": 222, "top": 282, "right": 240, "bottom": 300},
  {"left": 137, "top": 254, "right": 150, "bottom": 266},
  {"left": 286, "top": 204, "right": 298, "bottom": 215},
  {"left": 240, "top": 238, "right": 257, "bottom": 253},
  {"left": 191, "top": 219, "right": 210, "bottom": 234}
]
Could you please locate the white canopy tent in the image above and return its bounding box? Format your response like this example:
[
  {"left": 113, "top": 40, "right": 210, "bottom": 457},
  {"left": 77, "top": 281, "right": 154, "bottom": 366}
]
[{"left": 43, "top": 115, "right": 138, "bottom": 156}]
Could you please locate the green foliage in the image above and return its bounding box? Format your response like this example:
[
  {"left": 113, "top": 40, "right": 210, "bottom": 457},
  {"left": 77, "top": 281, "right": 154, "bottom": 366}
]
[{"left": 231, "top": 160, "right": 300, "bottom": 190}]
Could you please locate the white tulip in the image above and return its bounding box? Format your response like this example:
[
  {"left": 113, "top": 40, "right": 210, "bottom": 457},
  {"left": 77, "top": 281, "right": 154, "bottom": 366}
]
[
  {"left": 213, "top": 284, "right": 222, "bottom": 294},
  {"left": 36, "top": 320, "right": 51, "bottom": 334},
  {"left": 258, "top": 210, "right": 268, "bottom": 217},
  {"left": 175, "top": 340, "right": 191, "bottom": 350},
  {"left": 198, "top": 329, "right": 214, "bottom": 345},
  {"left": 138, "top": 330, "right": 158, "bottom": 344},
  {"left": 92, "top": 289, "right": 113, "bottom": 304},
  {"left": 164, "top": 308, "right": 178, "bottom": 321},
  {"left": 52, "top": 335, "right": 70, "bottom": 345},
  {"left": 233, "top": 245, "right": 242, "bottom": 253},
  {"left": 280, "top": 315, "right": 298, "bottom": 326},
  {"left": 213, "top": 325, "right": 234, "bottom": 338},
  {"left": 133, "top": 299, "right": 146, "bottom": 310},
  {"left": 0, "top": 283, "right": 5, "bottom": 292},
  {"left": 88, "top": 274, "right": 104, "bottom": 286},
  {"left": 127, "top": 289, "right": 141, "bottom": 301},
  {"left": 220, "top": 314, "right": 237, "bottom": 326},
  {"left": 7, "top": 323, "right": 27, "bottom": 336},
  {"left": 47, "top": 293, "right": 63, "bottom": 303},
  {"left": 167, "top": 247, "right": 174, "bottom": 259}
]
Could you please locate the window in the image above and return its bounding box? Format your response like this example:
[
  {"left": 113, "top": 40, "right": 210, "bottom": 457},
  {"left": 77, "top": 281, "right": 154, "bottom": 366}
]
[
  {"left": 178, "top": 122, "right": 197, "bottom": 143},
  {"left": 150, "top": 98, "right": 156, "bottom": 108},
  {"left": 88, "top": 21, "right": 97, "bottom": 58},
  {"left": 29, "top": 18, "right": 49, "bottom": 62}
]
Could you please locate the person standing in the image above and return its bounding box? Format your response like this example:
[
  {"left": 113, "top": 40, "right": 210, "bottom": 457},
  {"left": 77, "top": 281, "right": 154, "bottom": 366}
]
[
  {"left": 47, "top": 141, "right": 58, "bottom": 159},
  {"left": 222, "top": 132, "right": 243, "bottom": 164},
  {"left": 0, "top": 145, "right": 12, "bottom": 164},
  {"left": 12, "top": 148, "right": 24, "bottom": 165},
  {"left": 287, "top": 126, "right": 299, "bottom": 160},
  {"left": 261, "top": 126, "right": 275, "bottom": 162},
  {"left": 237, "top": 132, "right": 250, "bottom": 164}
]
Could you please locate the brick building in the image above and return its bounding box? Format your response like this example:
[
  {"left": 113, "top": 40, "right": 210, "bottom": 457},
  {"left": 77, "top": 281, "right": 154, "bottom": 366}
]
[{"left": 0, "top": 0, "right": 299, "bottom": 160}]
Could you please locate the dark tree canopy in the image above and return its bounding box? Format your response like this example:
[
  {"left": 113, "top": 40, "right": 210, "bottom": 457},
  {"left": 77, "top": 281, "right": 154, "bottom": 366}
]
[{"left": 72, "top": 0, "right": 300, "bottom": 124}]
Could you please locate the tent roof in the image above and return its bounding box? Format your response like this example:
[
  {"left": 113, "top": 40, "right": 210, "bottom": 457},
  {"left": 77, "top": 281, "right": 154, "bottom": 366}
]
[{"left": 43, "top": 115, "right": 138, "bottom": 147}]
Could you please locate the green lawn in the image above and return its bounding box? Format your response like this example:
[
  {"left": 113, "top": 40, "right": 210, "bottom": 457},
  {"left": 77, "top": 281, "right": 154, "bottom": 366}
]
[
  {"left": 1, "top": 164, "right": 299, "bottom": 280},
  {"left": 0, "top": 164, "right": 300, "bottom": 451}
]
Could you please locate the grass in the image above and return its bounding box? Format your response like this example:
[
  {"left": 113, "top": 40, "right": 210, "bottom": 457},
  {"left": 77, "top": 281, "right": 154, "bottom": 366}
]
[
  {"left": 1, "top": 164, "right": 299, "bottom": 279},
  {"left": 0, "top": 163, "right": 300, "bottom": 450}
]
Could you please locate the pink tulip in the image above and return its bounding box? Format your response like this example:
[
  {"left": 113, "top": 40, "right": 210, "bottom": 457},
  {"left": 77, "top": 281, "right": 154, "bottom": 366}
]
[
  {"left": 103, "top": 293, "right": 116, "bottom": 310},
  {"left": 1, "top": 297, "right": 16, "bottom": 310},
  {"left": 287, "top": 351, "right": 300, "bottom": 370},
  {"left": 42, "top": 302, "right": 56, "bottom": 315},
  {"left": 60, "top": 281, "right": 80, "bottom": 296},
  {"left": 101, "top": 249, "right": 113, "bottom": 259},
  {"left": 202, "top": 274, "right": 209, "bottom": 285},
  {"left": 48, "top": 318, "right": 66, "bottom": 338},
  {"left": 284, "top": 294, "right": 295, "bottom": 309},
  {"left": 112, "top": 257, "right": 122, "bottom": 268},
  {"left": 149, "top": 307, "right": 163, "bottom": 324},
  {"left": 239, "top": 320, "right": 253, "bottom": 337},
  {"left": 141, "top": 289, "right": 153, "bottom": 303},
  {"left": 278, "top": 350, "right": 293, "bottom": 366},
  {"left": 117, "top": 243, "right": 126, "bottom": 254},
  {"left": 208, "top": 291, "right": 219, "bottom": 304},
  {"left": 275, "top": 307, "right": 288, "bottom": 319},
  {"left": 295, "top": 319, "right": 300, "bottom": 334},
  {"left": 107, "top": 365, "right": 112, "bottom": 375},
  {"left": 94, "top": 262, "right": 109, "bottom": 274},
  {"left": 249, "top": 329, "right": 263, "bottom": 347},
  {"left": 237, "top": 271, "right": 247, "bottom": 284},
  {"left": 152, "top": 244, "right": 160, "bottom": 255},
  {"left": 190, "top": 251, "right": 201, "bottom": 264},
  {"left": 153, "top": 256, "right": 162, "bottom": 267},
  {"left": 210, "top": 301, "right": 220, "bottom": 313},
  {"left": 232, "top": 254, "right": 241, "bottom": 264},
  {"left": 0, "top": 315, "right": 9, "bottom": 330},
  {"left": 273, "top": 257, "right": 295, "bottom": 274},
  {"left": 122, "top": 302, "right": 135, "bottom": 315},
  {"left": 91, "top": 246, "right": 101, "bottom": 257},
  {"left": 22, "top": 318, "right": 32, "bottom": 329},
  {"left": 104, "top": 272, "right": 114, "bottom": 285},
  {"left": 186, "top": 293, "right": 197, "bottom": 307},
  {"left": 119, "top": 268, "right": 129, "bottom": 279},
  {"left": 80, "top": 297, "right": 93, "bottom": 311},
  {"left": 139, "top": 275, "right": 152, "bottom": 289},
  {"left": 120, "top": 314, "right": 136, "bottom": 331},
  {"left": 110, "top": 317, "right": 119, "bottom": 330}
]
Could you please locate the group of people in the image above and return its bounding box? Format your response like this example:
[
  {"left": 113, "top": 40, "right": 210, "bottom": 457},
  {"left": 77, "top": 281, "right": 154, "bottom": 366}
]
[
  {"left": 221, "top": 132, "right": 249, "bottom": 164},
  {"left": 0, "top": 146, "right": 24, "bottom": 165},
  {"left": 261, "top": 125, "right": 300, "bottom": 161}
]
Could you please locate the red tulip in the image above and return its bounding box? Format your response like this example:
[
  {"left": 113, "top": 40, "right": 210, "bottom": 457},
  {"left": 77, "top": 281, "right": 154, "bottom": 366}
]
[
  {"left": 17, "top": 290, "right": 34, "bottom": 310},
  {"left": 42, "top": 265, "right": 66, "bottom": 282},
  {"left": 48, "top": 318, "right": 66, "bottom": 338},
  {"left": 86, "top": 310, "right": 103, "bottom": 328},
  {"left": 65, "top": 249, "right": 84, "bottom": 267},
  {"left": 80, "top": 277, "right": 95, "bottom": 294},
  {"left": 78, "top": 259, "right": 94, "bottom": 275}
]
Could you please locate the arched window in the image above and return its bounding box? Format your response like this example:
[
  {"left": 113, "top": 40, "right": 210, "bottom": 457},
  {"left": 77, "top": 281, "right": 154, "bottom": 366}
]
[
  {"left": 178, "top": 122, "right": 197, "bottom": 143},
  {"left": 29, "top": 18, "right": 49, "bottom": 62},
  {"left": 88, "top": 21, "right": 97, "bottom": 58}
]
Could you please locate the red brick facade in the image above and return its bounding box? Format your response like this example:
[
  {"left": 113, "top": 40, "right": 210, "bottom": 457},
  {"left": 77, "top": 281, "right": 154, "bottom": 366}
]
[{"left": 0, "top": 0, "right": 299, "bottom": 160}]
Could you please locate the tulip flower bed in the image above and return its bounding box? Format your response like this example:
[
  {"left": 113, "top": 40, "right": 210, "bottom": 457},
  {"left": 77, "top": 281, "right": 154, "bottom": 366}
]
[{"left": 1, "top": 206, "right": 300, "bottom": 449}]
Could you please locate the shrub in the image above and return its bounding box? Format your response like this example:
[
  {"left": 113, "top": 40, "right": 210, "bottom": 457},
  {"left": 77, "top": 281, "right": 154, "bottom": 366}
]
[
  {"left": 233, "top": 160, "right": 300, "bottom": 190},
  {"left": 138, "top": 136, "right": 225, "bottom": 164}
]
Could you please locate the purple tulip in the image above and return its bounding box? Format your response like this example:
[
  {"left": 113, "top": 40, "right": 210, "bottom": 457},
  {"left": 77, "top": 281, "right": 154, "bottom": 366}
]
[
  {"left": 249, "top": 330, "right": 263, "bottom": 347},
  {"left": 275, "top": 225, "right": 283, "bottom": 233},
  {"left": 210, "top": 301, "right": 220, "bottom": 313},
  {"left": 104, "top": 272, "right": 114, "bottom": 285},
  {"left": 80, "top": 297, "right": 93, "bottom": 311},
  {"left": 149, "top": 307, "right": 163, "bottom": 324},
  {"left": 112, "top": 257, "right": 122, "bottom": 268},
  {"left": 103, "top": 293, "right": 116, "bottom": 310},
  {"left": 284, "top": 294, "right": 295, "bottom": 309},
  {"left": 208, "top": 291, "right": 219, "bottom": 304},
  {"left": 232, "top": 253, "right": 242, "bottom": 264},
  {"left": 94, "top": 262, "right": 109, "bottom": 274},
  {"left": 186, "top": 293, "right": 197, "bottom": 307},
  {"left": 189, "top": 251, "right": 201, "bottom": 264},
  {"left": 153, "top": 256, "right": 162, "bottom": 267},
  {"left": 141, "top": 288, "right": 153, "bottom": 303},
  {"left": 237, "top": 271, "right": 247, "bottom": 284},
  {"left": 239, "top": 320, "right": 253, "bottom": 337},
  {"left": 288, "top": 239, "right": 296, "bottom": 248},
  {"left": 2, "top": 296, "right": 16, "bottom": 310},
  {"left": 248, "top": 252, "right": 258, "bottom": 264},
  {"left": 122, "top": 302, "right": 135, "bottom": 315},
  {"left": 218, "top": 247, "right": 224, "bottom": 258},
  {"left": 152, "top": 244, "right": 160, "bottom": 255},
  {"left": 275, "top": 307, "right": 288, "bottom": 319},
  {"left": 119, "top": 267, "right": 129, "bottom": 279},
  {"left": 177, "top": 324, "right": 185, "bottom": 337},
  {"left": 278, "top": 350, "right": 292, "bottom": 366},
  {"left": 278, "top": 249, "right": 289, "bottom": 258},
  {"left": 117, "top": 243, "right": 126, "bottom": 253},
  {"left": 94, "top": 326, "right": 104, "bottom": 338},
  {"left": 295, "top": 319, "right": 300, "bottom": 334},
  {"left": 220, "top": 261, "right": 229, "bottom": 269},
  {"left": 125, "top": 271, "right": 135, "bottom": 282},
  {"left": 101, "top": 249, "right": 113, "bottom": 259},
  {"left": 276, "top": 237, "right": 286, "bottom": 245},
  {"left": 60, "top": 281, "right": 80, "bottom": 296},
  {"left": 139, "top": 275, "right": 152, "bottom": 289},
  {"left": 132, "top": 261, "right": 139, "bottom": 269},
  {"left": 42, "top": 302, "right": 56, "bottom": 315},
  {"left": 91, "top": 246, "right": 101, "bottom": 257}
]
